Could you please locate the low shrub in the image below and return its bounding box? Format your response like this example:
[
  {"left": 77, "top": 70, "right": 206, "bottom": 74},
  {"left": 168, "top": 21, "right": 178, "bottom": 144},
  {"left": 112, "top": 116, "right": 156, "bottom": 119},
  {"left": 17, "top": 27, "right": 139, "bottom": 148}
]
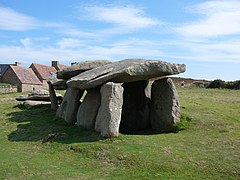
[
  {"left": 207, "top": 79, "right": 240, "bottom": 90},
  {"left": 173, "top": 113, "right": 192, "bottom": 131},
  {"left": 207, "top": 79, "right": 226, "bottom": 89},
  {"left": 228, "top": 80, "right": 240, "bottom": 90}
]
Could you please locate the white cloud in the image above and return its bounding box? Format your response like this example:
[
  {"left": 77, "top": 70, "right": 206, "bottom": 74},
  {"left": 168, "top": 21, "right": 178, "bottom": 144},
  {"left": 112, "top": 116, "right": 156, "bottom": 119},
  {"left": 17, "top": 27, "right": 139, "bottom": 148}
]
[
  {"left": 0, "top": 6, "right": 38, "bottom": 31},
  {"left": 56, "top": 38, "right": 84, "bottom": 49},
  {"left": 177, "top": 0, "right": 240, "bottom": 37},
  {"left": 160, "top": 38, "right": 240, "bottom": 63},
  {"left": 57, "top": 27, "right": 98, "bottom": 38},
  {"left": 1, "top": 1, "right": 240, "bottom": 72},
  {"left": 0, "top": 6, "right": 78, "bottom": 34},
  {"left": 85, "top": 5, "right": 160, "bottom": 30},
  {"left": 20, "top": 38, "right": 32, "bottom": 48},
  {"left": 0, "top": 38, "right": 166, "bottom": 66},
  {"left": 168, "top": 0, "right": 240, "bottom": 64}
]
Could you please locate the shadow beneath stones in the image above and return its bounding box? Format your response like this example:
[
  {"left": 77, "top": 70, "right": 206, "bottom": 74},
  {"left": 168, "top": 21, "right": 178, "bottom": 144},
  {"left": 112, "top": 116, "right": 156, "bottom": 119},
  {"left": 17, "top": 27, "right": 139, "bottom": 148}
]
[
  {"left": 7, "top": 103, "right": 184, "bottom": 143},
  {"left": 7, "top": 104, "right": 102, "bottom": 144},
  {"left": 120, "top": 129, "right": 161, "bottom": 135},
  {"left": 120, "top": 127, "right": 181, "bottom": 135}
]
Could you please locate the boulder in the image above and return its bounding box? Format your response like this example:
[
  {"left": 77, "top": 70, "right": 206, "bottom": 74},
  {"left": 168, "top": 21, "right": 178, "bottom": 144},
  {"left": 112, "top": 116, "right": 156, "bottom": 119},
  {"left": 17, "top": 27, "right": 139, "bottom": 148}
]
[
  {"left": 16, "top": 89, "right": 62, "bottom": 101},
  {"left": 28, "top": 89, "right": 49, "bottom": 97},
  {"left": 95, "top": 82, "right": 123, "bottom": 137},
  {"left": 67, "top": 59, "right": 186, "bottom": 90},
  {"left": 150, "top": 78, "right": 180, "bottom": 132},
  {"left": 56, "top": 88, "right": 84, "bottom": 125},
  {"left": 120, "top": 80, "right": 151, "bottom": 132},
  {"left": 23, "top": 100, "right": 51, "bottom": 108},
  {"left": 16, "top": 95, "right": 29, "bottom": 101},
  {"left": 77, "top": 87, "right": 101, "bottom": 130},
  {"left": 57, "top": 60, "right": 112, "bottom": 80}
]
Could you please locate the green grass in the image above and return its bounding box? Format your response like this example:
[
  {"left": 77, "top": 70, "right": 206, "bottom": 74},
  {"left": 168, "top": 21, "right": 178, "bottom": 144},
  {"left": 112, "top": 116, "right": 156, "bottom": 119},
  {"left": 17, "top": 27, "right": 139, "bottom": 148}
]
[
  {"left": 0, "top": 83, "right": 14, "bottom": 87},
  {"left": 0, "top": 87, "right": 239, "bottom": 179}
]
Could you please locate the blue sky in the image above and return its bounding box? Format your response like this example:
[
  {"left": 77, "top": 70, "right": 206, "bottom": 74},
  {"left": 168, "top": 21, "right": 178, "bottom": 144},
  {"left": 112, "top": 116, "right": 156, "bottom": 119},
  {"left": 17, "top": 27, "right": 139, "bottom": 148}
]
[{"left": 0, "top": 0, "right": 239, "bottom": 81}]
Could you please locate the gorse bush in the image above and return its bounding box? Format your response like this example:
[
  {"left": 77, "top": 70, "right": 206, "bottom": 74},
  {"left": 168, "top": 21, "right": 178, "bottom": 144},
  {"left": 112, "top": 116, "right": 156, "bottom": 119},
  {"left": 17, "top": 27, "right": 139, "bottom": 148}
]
[
  {"left": 207, "top": 79, "right": 226, "bottom": 89},
  {"left": 227, "top": 80, "right": 240, "bottom": 90},
  {"left": 207, "top": 79, "right": 240, "bottom": 90}
]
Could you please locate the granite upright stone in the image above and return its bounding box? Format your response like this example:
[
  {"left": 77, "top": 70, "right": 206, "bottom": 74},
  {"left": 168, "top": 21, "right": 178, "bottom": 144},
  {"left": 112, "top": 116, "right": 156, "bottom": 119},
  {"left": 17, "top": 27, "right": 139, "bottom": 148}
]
[
  {"left": 48, "top": 83, "right": 59, "bottom": 111},
  {"left": 56, "top": 87, "right": 84, "bottom": 125},
  {"left": 77, "top": 88, "right": 101, "bottom": 129},
  {"left": 95, "top": 82, "right": 123, "bottom": 137},
  {"left": 150, "top": 78, "right": 180, "bottom": 132}
]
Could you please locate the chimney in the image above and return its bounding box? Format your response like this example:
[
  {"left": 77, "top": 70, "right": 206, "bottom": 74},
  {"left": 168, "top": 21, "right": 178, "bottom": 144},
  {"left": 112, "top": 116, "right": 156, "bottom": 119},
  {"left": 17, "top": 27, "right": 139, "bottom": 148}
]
[
  {"left": 15, "top": 62, "right": 21, "bottom": 66},
  {"left": 71, "top": 62, "right": 77, "bottom": 66},
  {"left": 52, "top": 60, "right": 59, "bottom": 70}
]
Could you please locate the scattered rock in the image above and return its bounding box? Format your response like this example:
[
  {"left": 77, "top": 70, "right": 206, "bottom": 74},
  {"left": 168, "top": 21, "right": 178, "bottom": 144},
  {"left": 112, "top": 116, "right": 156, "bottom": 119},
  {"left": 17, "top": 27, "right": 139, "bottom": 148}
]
[
  {"left": 95, "top": 82, "right": 123, "bottom": 137},
  {"left": 42, "top": 131, "right": 67, "bottom": 143},
  {"left": 23, "top": 100, "right": 51, "bottom": 108},
  {"left": 67, "top": 59, "right": 186, "bottom": 90},
  {"left": 28, "top": 89, "right": 49, "bottom": 97},
  {"left": 16, "top": 89, "right": 62, "bottom": 101},
  {"left": 57, "top": 60, "right": 112, "bottom": 80},
  {"left": 77, "top": 87, "right": 101, "bottom": 129},
  {"left": 150, "top": 78, "right": 180, "bottom": 132},
  {"left": 16, "top": 95, "right": 29, "bottom": 101},
  {"left": 56, "top": 87, "right": 84, "bottom": 125}
]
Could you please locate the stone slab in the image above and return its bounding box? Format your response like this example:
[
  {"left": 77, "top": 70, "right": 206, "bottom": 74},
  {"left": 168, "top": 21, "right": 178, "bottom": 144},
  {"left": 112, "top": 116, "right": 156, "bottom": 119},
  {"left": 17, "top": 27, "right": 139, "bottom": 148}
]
[{"left": 67, "top": 59, "right": 186, "bottom": 90}]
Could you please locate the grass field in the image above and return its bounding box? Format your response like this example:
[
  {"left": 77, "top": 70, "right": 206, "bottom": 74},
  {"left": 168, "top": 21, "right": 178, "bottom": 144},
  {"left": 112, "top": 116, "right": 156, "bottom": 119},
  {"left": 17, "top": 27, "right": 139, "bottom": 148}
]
[{"left": 0, "top": 87, "right": 239, "bottom": 179}]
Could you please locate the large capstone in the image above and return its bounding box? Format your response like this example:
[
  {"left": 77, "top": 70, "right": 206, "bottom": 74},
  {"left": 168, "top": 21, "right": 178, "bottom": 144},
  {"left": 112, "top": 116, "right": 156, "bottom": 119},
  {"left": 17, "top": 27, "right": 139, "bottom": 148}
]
[
  {"left": 57, "top": 60, "right": 112, "bottom": 80},
  {"left": 150, "top": 78, "right": 180, "bottom": 132},
  {"left": 120, "top": 80, "right": 151, "bottom": 132},
  {"left": 56, "top": 87, "right": 84, "bottom": 125},
  {"left": 77, "top": 88, "right": 101, "bottom": 130},
  {"left": 95, "top": 82, "right": 123, "bottom": 137},
  {"left": 67, "top": 59, "right": 186, "bottom": 90}
]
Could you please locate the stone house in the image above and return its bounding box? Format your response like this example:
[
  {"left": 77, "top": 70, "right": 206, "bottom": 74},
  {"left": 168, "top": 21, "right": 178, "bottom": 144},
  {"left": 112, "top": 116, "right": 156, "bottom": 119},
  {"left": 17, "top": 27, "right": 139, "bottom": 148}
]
[
  {"left": 30, "top": 63, "right": 58, "bottom": 88},
  {"left": 30, "top": 61, "right": 68, "bottom": 88},
  {"left": 1, "top": 61, "right": 68, "bottom": 92},
  {"left": 1, "top": 65, "right": 43, "bottom": 92},
  {"left": 0, "top": 62, "right": 21, "bottom": 81}
]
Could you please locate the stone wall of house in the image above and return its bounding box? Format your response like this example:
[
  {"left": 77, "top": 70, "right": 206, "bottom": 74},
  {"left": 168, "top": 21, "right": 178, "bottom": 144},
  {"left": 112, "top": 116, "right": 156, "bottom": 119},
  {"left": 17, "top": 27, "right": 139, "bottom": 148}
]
[
  {"left": 0, "top": 86, "right": 18, "bottom": 93},
  {"left": 30, "top": 65, "right": 49, "bottom": 89},
  {"left": 1, "top": 68, "right": 22, "bottom": 91},
  {"left": 21, "top": 84, "right": 44, "bottom": 92},
  {"left": 42, "top": 80, "right": 49, "bottom": 89},
  {"left": 30, "top": 65, "right": 42, "bottom": 82}
]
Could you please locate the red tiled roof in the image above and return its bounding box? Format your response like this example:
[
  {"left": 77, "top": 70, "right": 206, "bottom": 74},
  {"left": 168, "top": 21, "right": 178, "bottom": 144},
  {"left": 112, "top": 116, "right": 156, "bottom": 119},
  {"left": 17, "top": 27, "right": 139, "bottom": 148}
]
[
  {"left": 30, "top": 63, "right": 57, "bottom": 80},
  {"left": 10, "top": 65, "right": 42, "bottom": 85},
  {"left": 58, "top": 64, "right": 68, "bottom": 70}
]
